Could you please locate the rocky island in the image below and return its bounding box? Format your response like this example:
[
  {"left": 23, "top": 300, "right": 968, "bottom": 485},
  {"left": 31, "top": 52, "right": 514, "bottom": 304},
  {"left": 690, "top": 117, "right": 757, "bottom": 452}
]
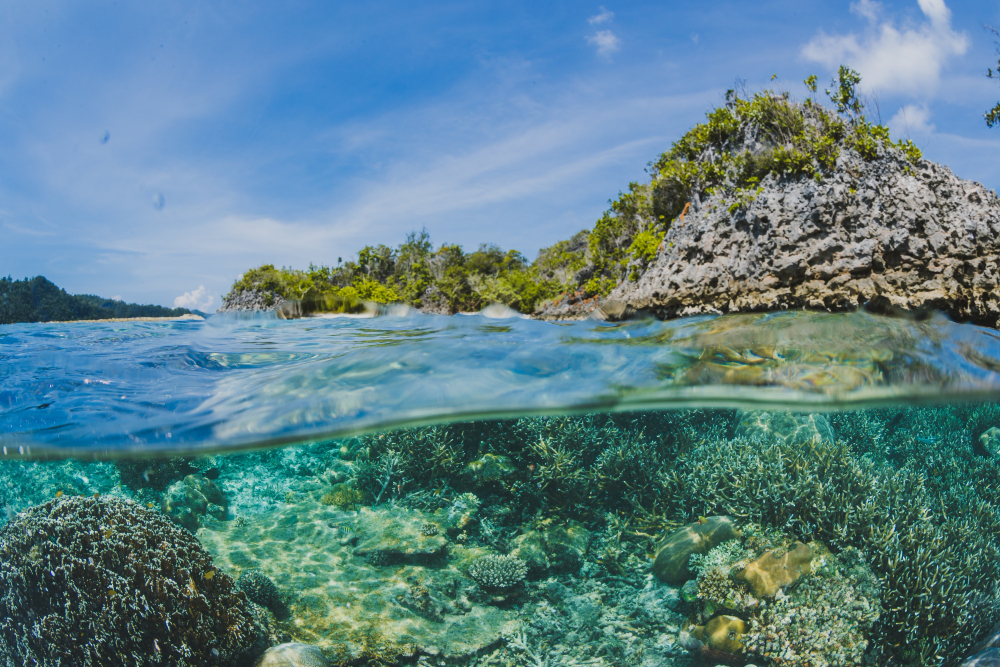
[{"left": 221, "top": 69, "right": 1000, "bottom": 327}]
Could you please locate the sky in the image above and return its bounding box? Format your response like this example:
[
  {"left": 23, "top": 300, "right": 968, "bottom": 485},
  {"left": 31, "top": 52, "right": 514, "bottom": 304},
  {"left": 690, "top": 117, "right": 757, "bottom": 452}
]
[{"left": 0, "top": 0, "right": 998, "bottom": 311}]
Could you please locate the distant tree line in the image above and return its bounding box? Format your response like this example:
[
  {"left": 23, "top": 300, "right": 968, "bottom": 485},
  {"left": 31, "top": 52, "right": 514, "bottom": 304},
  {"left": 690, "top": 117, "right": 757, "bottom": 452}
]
[
  {"left": 0, "top": 276, "right": 195, "bottom": 324},
  {"left": 226, "top": 229, "right": 591, "bottom": 315}
]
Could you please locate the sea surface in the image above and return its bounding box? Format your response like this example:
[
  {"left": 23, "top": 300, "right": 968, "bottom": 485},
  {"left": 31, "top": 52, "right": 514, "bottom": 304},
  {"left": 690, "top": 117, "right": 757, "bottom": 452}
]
[{"left": 2, "top": 309, "right": 1000, "bottom": 667}]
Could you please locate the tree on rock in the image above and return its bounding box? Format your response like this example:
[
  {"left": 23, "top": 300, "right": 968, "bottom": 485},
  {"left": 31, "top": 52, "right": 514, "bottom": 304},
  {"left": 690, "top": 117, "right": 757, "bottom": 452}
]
[{"left": 988, "top": 25, "right": 1000, "bottom": 127}]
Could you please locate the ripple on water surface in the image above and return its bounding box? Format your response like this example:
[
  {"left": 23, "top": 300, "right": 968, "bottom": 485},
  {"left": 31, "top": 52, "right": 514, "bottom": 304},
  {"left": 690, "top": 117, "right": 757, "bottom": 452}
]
[{"left": 1, "top": 309, "right": 1000, "bottom": 458}]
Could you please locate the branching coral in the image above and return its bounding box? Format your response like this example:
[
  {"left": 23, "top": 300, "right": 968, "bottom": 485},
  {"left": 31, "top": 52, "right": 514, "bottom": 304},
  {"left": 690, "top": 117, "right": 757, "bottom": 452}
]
[
  {"left": 665, "top": 429, "right": 1000, "bottom": 666},
  {"left": 468, "top": 554, "right": 528, "bottom": 591}
]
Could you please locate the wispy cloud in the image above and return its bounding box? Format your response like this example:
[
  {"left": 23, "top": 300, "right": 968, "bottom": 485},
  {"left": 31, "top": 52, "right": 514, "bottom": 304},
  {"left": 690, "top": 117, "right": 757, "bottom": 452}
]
[
  {"left": 588, "top": 7, "right": 614, "bottom": 25},
  {"left": 888, "top": 103, "right": 935, "bottom": 137},
  {"left": 802, "top": 0, "right": 968, "bottom": 97},
  {"left": 588, "top": 30, "right": 621, "bottom": 58}
]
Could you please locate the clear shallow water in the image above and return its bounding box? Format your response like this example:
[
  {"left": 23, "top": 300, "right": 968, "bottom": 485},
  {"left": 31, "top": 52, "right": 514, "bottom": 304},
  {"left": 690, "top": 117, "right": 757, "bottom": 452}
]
[
  {"left": 3, "top": 310, "right": 1000, "bottom": 666},
  {"left": 3, "top": 308, "right": 1000, "bottom": 459}
]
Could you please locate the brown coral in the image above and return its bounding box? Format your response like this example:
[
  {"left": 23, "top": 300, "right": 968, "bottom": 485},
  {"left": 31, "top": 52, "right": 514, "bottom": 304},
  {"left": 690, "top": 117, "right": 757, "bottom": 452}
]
[
  {"left": 736, "top": 541, "right": 812, "bottom": 597},
  {"left": 652, "top": 516, "right": 741, "bottom": 583}
]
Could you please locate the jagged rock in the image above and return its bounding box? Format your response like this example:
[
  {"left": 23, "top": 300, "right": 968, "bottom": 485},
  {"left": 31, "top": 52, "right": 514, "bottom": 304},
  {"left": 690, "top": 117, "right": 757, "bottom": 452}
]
[
  {"left": 218, "top": 288, "right": 285, "bottom": 313},
  {"left": 607, "top": 153, "right": 1000, "bottom": 327},
  {"left": 652, "top": 516, "right": 740, "bottom": 583},
  {"left": 418, "top": 285, "right": 453, "bottom": 315}
]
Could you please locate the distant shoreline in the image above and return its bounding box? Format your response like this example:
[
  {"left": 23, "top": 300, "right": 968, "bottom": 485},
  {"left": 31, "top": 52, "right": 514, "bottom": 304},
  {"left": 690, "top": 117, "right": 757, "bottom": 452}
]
[{"left": 46, "top": 314, "right": 206, "bottom": 324}]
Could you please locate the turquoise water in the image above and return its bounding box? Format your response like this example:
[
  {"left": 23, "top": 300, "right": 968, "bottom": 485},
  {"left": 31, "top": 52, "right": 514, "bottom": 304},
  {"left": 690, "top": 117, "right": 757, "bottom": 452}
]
[
  {"left": 3, "top": 309, "right": 1000, "bottom": 458},
  {"left": 2, "top": 310, "right": 1000, "bottom": 666}
]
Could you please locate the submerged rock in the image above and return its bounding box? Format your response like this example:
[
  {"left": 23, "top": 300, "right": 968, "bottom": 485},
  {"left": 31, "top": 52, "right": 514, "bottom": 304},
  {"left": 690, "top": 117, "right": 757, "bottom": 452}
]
[
  {"left": 736, "top": 411, "right": 835, "bottom": 447},
  {"left": 510, "top": 521, "right": 592, "bottom": 576},
  {"left": 652, "top": 516, "right": 740, "bottom": 583},
  {"left": 254, "top": 642, "right": 330, "bottom": 667},
  {"left": 352, "top": 506, "right": 448, "bottom": 564},
  {"left": 692, "top": 614, "right": 747, "bottom": 654}
]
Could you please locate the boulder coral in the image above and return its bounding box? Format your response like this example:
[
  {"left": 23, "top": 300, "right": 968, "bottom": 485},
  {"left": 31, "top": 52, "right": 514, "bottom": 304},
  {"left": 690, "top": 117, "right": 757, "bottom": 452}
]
[
  {"left": 652, "top": 516, "right": 740, "bottom": 583},
  {"left": 735, "top": 541, "right": 813, "bottom": 597},
  {"left": 0, "top": 495, "right": 267, "bottom": 666},
  {"left": 162, "top": 473, "right": 228, "bottom": 530},
  {"left": 691, "top": 614, "right": 747, "bottom": 654}
]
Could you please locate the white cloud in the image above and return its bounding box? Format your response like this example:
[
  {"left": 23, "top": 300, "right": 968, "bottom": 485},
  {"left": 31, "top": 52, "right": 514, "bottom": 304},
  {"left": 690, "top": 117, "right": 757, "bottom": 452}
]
[
  {"left": 174, "top": 285, "right": 215, "bottom": 312},
  {"left": 111, "top": 295, "right": 122, "bottom": 301},
  {"left": 851, "top": 0, "right": 881, "bottom": 23},
  {"left": 802, "top": 0, "right": 968, "bottom": 97},
  {"left": 588, "top": 7, "right": 614, "bottom": 25},
  {"left": 888, "top": 103, "right": 936, "bottom": 136},
  {"left": 588, "top": 30, "right": 620, "bottom": 58}
]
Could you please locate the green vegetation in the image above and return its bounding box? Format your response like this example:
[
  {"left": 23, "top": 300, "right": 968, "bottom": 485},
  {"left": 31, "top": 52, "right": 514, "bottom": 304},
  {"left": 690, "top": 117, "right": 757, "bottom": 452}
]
[
  {"left": 230, "top": 66, "right": 925, "bottom": 313},
  {"left": 0, "top": 276, "right": 194, "bottom": 325},
  {"left": 581, "top": 66, "right": 922, "bottom": 296},
  {"left": 226, "top": 229, "right": 588, "bottom": 315},
  {"left": 987, "top": 26, "right": 1000, "bottom": 127}
]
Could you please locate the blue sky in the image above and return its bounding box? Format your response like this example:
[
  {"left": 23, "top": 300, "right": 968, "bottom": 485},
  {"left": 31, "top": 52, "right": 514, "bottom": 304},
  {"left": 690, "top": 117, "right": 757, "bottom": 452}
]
[{"left": 0, "top": 0, "right": 998, "bottom": 311}]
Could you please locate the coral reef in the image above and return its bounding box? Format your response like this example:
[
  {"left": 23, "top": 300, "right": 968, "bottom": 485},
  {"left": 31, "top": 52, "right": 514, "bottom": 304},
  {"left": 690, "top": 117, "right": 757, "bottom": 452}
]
[
  {"left": 0, "top": 495, "right": 266, "bottom": 666},
  {"left": 652, "top": 516, "right": 740, "bottom": 583},
  {"left": 743, "top": 547, "right": 882, "bottom": 667},
  {"left": 468, "top": 554, "right": 528, "bottom": 591},
  {"left": 735, "top": 541, "right": 813, "bottom": 597},
  {"left": 162, "top": 473, "right": 228, "bottom": 530},
  {"left": 254, "top": 642, "right": 331, "bottom": 667},
  {"left": 239, "top": 569, "right": 282, "bottom": 609},
  {"left": 116, "top": 456, "right": 195, "bottom": 491},
  {"left": 666, "top": 427, "right": 1000, "bottom": 666}
]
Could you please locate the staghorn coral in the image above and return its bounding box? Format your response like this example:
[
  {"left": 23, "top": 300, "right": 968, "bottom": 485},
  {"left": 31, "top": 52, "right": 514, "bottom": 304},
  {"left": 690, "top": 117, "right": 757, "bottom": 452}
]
[
  {"left": 0, "top": 495, "right": 266, "bottom": 666},
  {"left": 666, "top": 427, "right": 1000, "bottom": 666}
]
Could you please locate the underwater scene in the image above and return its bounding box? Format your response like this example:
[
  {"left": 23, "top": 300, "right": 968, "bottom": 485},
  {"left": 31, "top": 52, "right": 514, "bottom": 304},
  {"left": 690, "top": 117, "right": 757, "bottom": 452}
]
[{"left": 4, "top": 311, "right": 1000, "bottom": 667}]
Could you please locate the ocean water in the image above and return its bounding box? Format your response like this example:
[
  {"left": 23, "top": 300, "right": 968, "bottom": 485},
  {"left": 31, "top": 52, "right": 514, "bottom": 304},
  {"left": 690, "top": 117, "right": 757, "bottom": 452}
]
[{"left": 2, "top": 309, "right": 1000, "bottom": 666}]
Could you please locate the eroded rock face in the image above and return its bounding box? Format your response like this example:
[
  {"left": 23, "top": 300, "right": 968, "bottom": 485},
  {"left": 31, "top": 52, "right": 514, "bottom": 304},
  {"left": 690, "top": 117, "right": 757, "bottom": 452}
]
[
  {"left": 607, "top": 154, "right": 1000, "bottom": 327},
  {"left": 652, "top": 516, "right": 740, "bottom": 584}
]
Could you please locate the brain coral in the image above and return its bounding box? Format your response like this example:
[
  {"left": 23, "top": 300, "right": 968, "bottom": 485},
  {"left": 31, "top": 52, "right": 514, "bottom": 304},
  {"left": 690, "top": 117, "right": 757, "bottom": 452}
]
[{"left": 0, "top": 495, "right": 266, "bottom": 666}]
